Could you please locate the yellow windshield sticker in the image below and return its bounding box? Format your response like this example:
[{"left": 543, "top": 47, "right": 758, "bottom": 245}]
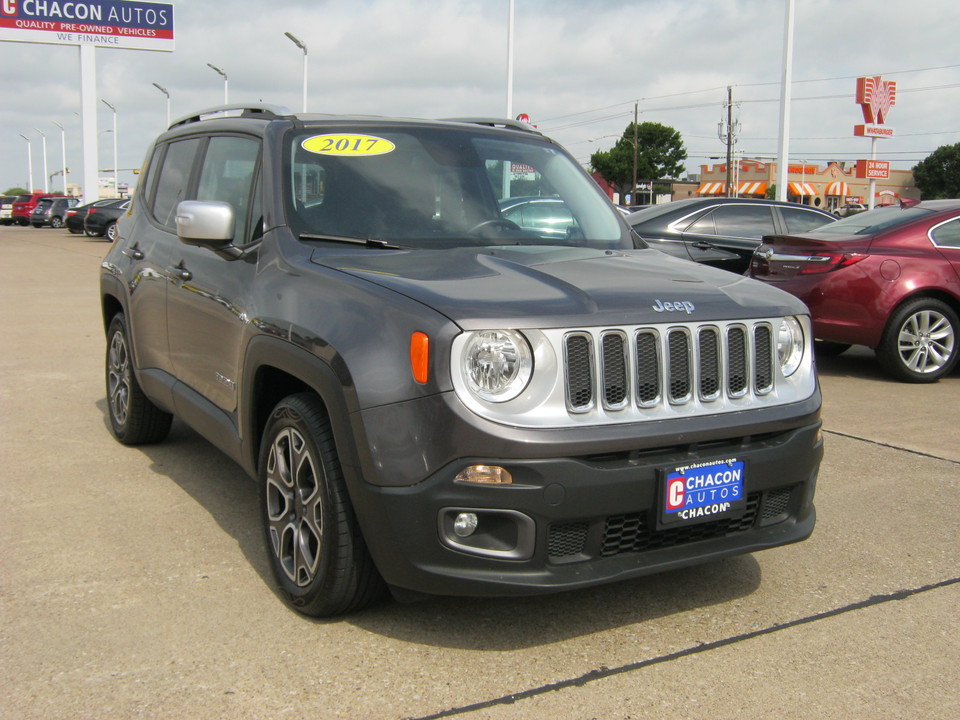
[{"left": 302, "top": 134, "right": 396, "bottom": 157}]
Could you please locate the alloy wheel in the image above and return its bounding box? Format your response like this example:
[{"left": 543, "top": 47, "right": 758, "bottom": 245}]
[
  {"left": 107, "top": 330, "right": 131, "bottom": 426},
  {"left": 265, "top": 427, "right": 323, "bottom": 587},
  {"left": 896, "top": 308, "right": 956, "bottom": 375}
]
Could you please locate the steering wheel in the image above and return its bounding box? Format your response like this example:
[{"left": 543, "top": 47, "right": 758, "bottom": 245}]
[{"left": 469, "top": 218, "right": 522, "bottom": 235}]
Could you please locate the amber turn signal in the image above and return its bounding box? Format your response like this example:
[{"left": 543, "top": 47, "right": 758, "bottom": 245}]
[{"left": 410, "top": 331, "right": 429, "bottom": 383}]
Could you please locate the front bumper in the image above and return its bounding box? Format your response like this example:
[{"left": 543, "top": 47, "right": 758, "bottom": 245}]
[{"left": 347, "top": 397, "right": 822, "bottom": 598}]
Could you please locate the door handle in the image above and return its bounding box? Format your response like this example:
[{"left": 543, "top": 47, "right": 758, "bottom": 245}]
[
  {"left": 170, "top": 264, "right": 192, "bottom": 282},
  {"left": 122, "top": 246, "right": 144, "bottom": 260}
]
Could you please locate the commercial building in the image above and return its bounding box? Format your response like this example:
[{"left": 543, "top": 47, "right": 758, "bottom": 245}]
[{"left": 695, "top": 160, "right": 919, "bottom": 213}]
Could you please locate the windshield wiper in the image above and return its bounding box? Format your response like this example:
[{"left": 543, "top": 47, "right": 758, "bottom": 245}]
[{"left": 299, "top": 232, "right": 403, "bottom": 249}]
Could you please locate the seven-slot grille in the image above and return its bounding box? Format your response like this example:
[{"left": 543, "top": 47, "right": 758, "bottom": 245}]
[{"left": 564, "top": 322, "right": 774, "bottom": 413}]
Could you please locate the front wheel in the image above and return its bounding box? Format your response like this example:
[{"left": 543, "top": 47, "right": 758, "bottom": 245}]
[
  {"left": 259, "top": 393, "right": 384, "bottom": 616},
  {"left": 106, "top": 313, "right": 173, "bottom": 444},
  {"left": 105, "top": 221, "right": 119, "bottom": 241},
  {"left": 50, "top": 216, "right": 63, "bottom": 229},
  {"left": 877, "top": 298, "right": 959, "bottom": 382}
]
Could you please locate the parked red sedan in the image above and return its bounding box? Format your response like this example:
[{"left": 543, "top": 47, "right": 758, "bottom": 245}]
[{"left": 748, "top": 199, "right": 960, "bottom": 383}]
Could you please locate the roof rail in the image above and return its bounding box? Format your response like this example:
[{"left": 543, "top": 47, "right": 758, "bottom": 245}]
[
  {"left": 443, "top": 117, "right": 542, "bottom": 135},
  {"left": 168, "top": 103, "right": 294, "bottom": 130}
]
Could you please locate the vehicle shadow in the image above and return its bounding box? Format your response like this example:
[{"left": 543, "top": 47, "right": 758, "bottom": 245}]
[
  {"left": 814, "top": 344, "right": 960, "bottom": 383},
  {"left": 96, "top": 401, "right": 763, "bottom": 650}
]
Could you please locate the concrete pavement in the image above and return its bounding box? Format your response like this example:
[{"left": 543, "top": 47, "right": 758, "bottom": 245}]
[{"left": 1, "top": 225, "right": 957, "bottom": 719}]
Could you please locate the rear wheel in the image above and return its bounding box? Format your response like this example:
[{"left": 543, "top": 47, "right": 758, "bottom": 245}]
[
  {"left": 50, "top": 216, "right": 63, "bottom": 229},
  {"left": 877, "top": 298, "right": 959, "bottom": 382},
  {"left": 259, "top": 393, "right": 384, "bottom": 616},
  {"left": 106, "top": 221, "right": 119, "bottom": 241},
  {"left": 106, "top": 313, "right": 173, "bottom": 444}
]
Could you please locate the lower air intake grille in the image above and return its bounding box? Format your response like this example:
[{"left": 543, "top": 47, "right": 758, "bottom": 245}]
[{"left": 600, "top": 493, "right": 761, "bottom": 557}]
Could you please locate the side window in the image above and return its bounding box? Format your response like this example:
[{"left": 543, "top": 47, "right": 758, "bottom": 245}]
[
  {"left": 151, "top": 138, "right": 202, "bottom": 229},
  {"left": 931, "top": 219, "right": 960, "bottom": 249},
  {"left": 781, "top": 206, "right": 833, "bottom": 233},
  {"left": 196, "top": 135, "right": 261, "bottom": 244},
  {"left": 711, "top": 205, "right": 776, "bottom": 239},
  {"left": 686, "top": 211, "right": 717, "bottom": 236}
]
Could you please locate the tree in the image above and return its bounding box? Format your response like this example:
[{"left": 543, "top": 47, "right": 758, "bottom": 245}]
[
  {"left": 590, "top": 122, "right": 687, "bottom": 202},
  {"left": 3, "top": 187, "right": 28, "bottom": 196},
  {"left": 912, "top": 143, "right": 960, "bottom": 199}
]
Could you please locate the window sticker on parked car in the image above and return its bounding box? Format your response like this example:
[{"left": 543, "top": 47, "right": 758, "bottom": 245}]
[{"left": 302, "top": 134, "right": 396, "bottom": 157}]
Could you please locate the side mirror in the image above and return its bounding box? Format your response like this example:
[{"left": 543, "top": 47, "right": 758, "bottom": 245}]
[{"left": 175, "top": 200, "right": 235, "bottom": 248}]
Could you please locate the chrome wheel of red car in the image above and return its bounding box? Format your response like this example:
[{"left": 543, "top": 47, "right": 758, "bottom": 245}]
[{"left": 878, "top": 299, "right": 959, "bottom": 383}]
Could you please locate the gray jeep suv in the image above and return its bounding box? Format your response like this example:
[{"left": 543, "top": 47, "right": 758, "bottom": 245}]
[{"left": 100, "top": 105, "right": 822, "bottom": 616}]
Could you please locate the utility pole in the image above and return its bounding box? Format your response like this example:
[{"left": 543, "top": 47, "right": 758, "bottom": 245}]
[{"left": 718, "top": 86, "right": 740, "bottom": 197}]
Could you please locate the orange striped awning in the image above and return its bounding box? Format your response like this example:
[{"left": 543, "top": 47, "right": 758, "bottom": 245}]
[
  {"left": 788, "top": 182, "right": 817, "bottom": 197},
  {"left": 737, "top": 181, "right": 768, "bottom": 196},
  {"left": 826, "top": 181, "right": 849, "bottom": 196},
  {"left": 696, "top": 182, "right": 726, "bottom": 195}
]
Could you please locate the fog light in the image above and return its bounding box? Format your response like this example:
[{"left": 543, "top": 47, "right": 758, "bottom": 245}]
[
  {"left": 454, "top": 465, "right": 513, "bottom": 485},
  {"left": 453, "top": 512, "right": 479, "bottom": 537}
]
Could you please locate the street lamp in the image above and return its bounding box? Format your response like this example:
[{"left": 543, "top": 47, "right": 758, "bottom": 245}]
[
  {"left": 284, "top": 32, "right": 308, "bottom": 112},
  {"left": 52, "top": 121, "right": 68, "bottom": 195},
  {"left": 505, "top": 0, "right": 514, "bottom": 118},
  {"left": 207, "top": 63, "right": 228, "bottom": 104},
  {"left": 34, "top": 127, "right": 49, "bottom": 192},
  {"left": 101, "top": 99, "right": 118, "bottom": 197},
  {"left": 18, "top": 134, "right": 34, "bottom": 191},
  {"left": 152, "top": 82, "right": 171, "bottom": 127}
]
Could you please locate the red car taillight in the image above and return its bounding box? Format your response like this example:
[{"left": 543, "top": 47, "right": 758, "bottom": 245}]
[{"left": 796, "top": 252, "right": 867, "bottom": 274}]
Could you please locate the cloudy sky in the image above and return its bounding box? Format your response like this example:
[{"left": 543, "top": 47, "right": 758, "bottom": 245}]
[{"left": 1, "top": 0, "right": 958, "bottom": 196}]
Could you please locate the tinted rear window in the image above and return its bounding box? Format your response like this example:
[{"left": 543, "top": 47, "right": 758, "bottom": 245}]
[{"left": 815, "top": 206, "right": 934, "bottom": 235}]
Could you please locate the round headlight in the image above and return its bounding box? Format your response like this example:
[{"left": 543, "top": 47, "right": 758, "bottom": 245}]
[
  {"left": 777, "top": 316, "right": 805, "bottom": 377},
  {"left": 461, "top": 329, "right": 533, "bottom": 402}
]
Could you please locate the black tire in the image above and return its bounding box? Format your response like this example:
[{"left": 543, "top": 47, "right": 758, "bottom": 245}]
[
  {"left": 259, "top": 393, "right": 384, "bottom": 616},
  {"left": 813, "top": 340, "right": 851, "bottom": 357},
  {"left": 105, "top": 313, "right": 173, "bottom": 444},
  {"left": 85, "top": 228, "right": 99, "bottom": 237},
  {"left": 68, "top": 227, "right": 82, "bottom": 234},
  {"left": 106, "top": 222, "right": 119, "bottom": 241},
  {"left": 876, "top": 298, "right": 959, "bottom": 383},
  {"left": 50, "top": 216, "right": 63, "bottom": 229}
]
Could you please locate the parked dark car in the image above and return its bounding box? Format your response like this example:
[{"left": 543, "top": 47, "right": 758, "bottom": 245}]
[
  {"left": 83, "top": 199, "right": 130, "bottom": 240},
  {"left": 0, "top": 195, "right": 17, "bottom": 225},
  {"left": 11, "top": 192, "right": 71, "bottom": 226},
  {"left": 68, "top": 199, "right": 127, "bottom": 235},
  {"left": 30, "top": 196, "right": 78, "bottom": 228},
  {"left": 627, "top": 197, "right": 836, "bottom": 273},
  {"left": 498, "top": 196, "right": 579, "bottom": 239},
  {"left": 101, "top": 104, "right": 822, "bottom": 616},
  {"left": 748, "top": 199, "right": 960, "bottom": 382}
]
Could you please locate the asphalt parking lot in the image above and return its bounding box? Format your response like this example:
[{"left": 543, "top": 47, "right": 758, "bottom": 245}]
[{"left": 1, "top": 224, "right": 958, "bottom": 720}]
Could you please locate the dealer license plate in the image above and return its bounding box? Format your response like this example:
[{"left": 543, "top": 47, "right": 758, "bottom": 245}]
[{"left": 660, "top": 458, "right": 746, "bottom": 528}]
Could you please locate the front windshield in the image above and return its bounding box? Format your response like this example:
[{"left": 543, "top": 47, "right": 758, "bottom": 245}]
[
  {"left": 814, "top": 205, "right": 934, "bottom": 235},
  {"left": 284, "top": 125, "right": 626, "bottom": 249}
]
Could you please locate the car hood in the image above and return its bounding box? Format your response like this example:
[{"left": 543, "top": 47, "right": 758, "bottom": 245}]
[{"left": 311, "top": 245, "right": 808, "bottom": 328}]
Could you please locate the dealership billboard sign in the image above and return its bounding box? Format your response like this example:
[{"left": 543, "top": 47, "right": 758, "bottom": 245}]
[{"left": 0, "top": 0, "right": 174, "bottom": 51}]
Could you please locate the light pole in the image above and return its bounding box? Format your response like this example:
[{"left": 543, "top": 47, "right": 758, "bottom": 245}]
[
  {"left": 52, "top": 121, "right": 68, "bottom": 195},
  {"left": 284, "top": 32, "right": 308, "bottom": 112},
  {"left": 34, "top": 127, "right": 49, "bottom": 192},
  {"left": 207, "top": 63, "right": 228, "bottom": 104},
  {"left": 19, "top": 134, "right": 34, "bottom": 191},
  {"left": 506, "top": 0, "right": 515, "bottom": 118},
  {"left": 152, "top": 82, "right": 171, "bottom": 127},
  {"left": 101, "top": 99, "right": 118, "bottom": 197}
]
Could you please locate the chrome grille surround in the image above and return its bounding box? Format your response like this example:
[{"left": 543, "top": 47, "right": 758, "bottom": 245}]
[{"left": 450, "top": 316, "right": 816, "bottom": 429}]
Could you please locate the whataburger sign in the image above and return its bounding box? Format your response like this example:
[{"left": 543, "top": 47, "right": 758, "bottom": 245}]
[
  {"left": 854, "top": 75, "right": 896, "bottom": 138},
  {"left": 0, "top": 0, "right": 174, "bottom": 51}
]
